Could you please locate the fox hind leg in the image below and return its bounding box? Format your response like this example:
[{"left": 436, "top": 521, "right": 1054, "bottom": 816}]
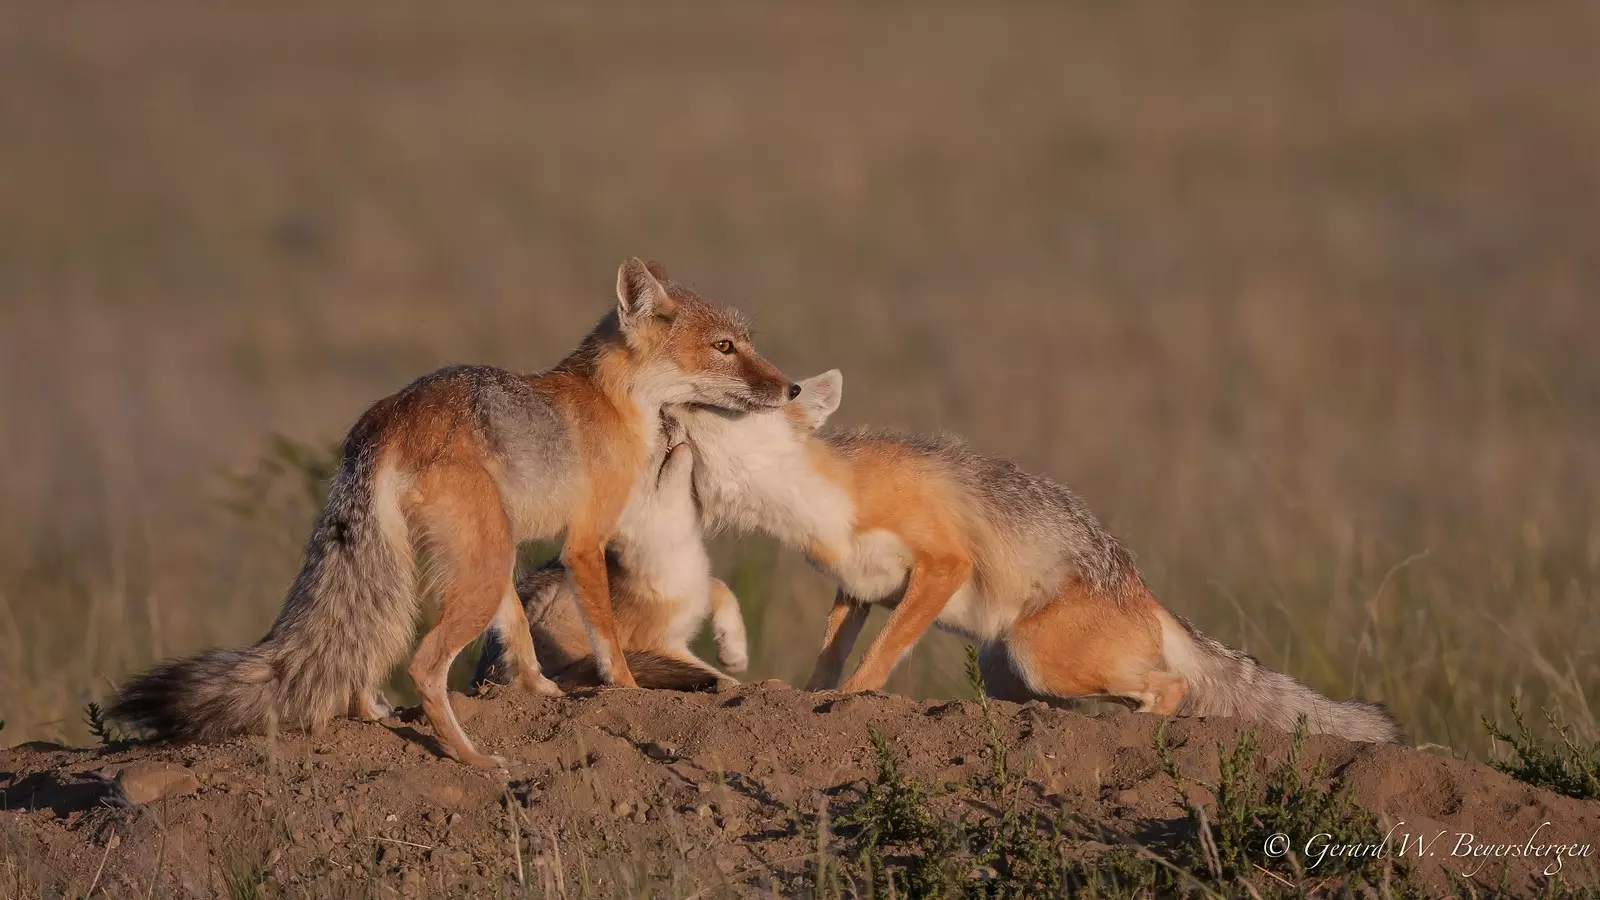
[
  {"left": 1006, "top": 579, "right": 1186, "bottom": 716},
  {"left": 492, "top": 585, "right": 561, "bottom": 697},
  {"left": 707, "top": 578, "right": 749, "bottom": 673},
  {"left": 805, "top": 591, "right": 871, "bottom": 691},
  {"left": 405, "top": 464, "right": 517, "bottom": 770}
]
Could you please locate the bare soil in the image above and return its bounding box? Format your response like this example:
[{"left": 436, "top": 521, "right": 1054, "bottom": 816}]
[{"left": 3, "top": 682, "right": 1597, "bottom": 897}]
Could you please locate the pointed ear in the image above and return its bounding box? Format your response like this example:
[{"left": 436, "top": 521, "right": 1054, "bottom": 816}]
[
  {"left": 643, "top": 260, "right": 670, "bottom": 281},
  {"left": 616, "top": 257, "right": 677, "bottom": 328},
  {"left": 791, "top": 369, "right": 843, "bottom": 430}
]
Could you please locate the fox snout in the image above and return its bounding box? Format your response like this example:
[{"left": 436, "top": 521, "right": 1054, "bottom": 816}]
[{"left": 736, "top": 357, "right": 795, "bottom": 410}]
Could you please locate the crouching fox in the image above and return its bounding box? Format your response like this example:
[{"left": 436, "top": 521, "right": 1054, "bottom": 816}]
[{"left": 676, "top": 371, "right": 1402, "bottom": 744}]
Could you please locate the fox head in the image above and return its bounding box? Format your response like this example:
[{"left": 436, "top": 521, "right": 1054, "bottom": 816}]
[
  {"left": 670, "top": 369, "right": 845, "bottom": 537},
  {"left": 609, "top": 258, "right": 794, "bottom": 414}
]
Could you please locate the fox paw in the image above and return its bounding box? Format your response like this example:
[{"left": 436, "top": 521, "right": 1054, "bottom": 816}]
[
  {"left": 349, "top": 691, "right": 395, "bottom": 722},
  {"left": 518, "top": 673, "right": 564, "bottom": 698},
  {"left": 461, "top": 752, "right": 508, "bottom": 771}
]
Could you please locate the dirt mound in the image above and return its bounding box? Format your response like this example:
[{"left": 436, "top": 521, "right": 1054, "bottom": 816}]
[{"left": 3, "top": 683, "right": 1597, "bottom": 897}]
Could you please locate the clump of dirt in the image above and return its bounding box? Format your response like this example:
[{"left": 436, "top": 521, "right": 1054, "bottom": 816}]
[{"left": 3, "top": 682, "right": 1597, "bottom": 897}]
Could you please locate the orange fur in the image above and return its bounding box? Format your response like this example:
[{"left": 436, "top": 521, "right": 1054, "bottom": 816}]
[
  {"left": 804, "top": 591, "right": 871, "bottom": 691},
  {"left": 311, "top": 260, "right": 784, "bottom": 765},
  {"left": 803, "top": 434, "right": 1185, "bottom": 712},
  {"left": 809, "top": 442, "right": 975, "bottom": 693},
  {"left": 1005, "top": 578, "right": 1184, "bottom": 714}
]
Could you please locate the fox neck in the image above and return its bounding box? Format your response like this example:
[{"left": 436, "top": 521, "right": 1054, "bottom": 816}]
[
  {"left": 558, "top": 328, "right": 687, "bottom": 460},
  {"left": 685, "top": 412, "right": 856, "bottom": 554}
]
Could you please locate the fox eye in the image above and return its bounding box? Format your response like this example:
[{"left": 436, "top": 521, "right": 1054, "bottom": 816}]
[{"left": 712, "top": 340, "right": 735, "bottom": 355}]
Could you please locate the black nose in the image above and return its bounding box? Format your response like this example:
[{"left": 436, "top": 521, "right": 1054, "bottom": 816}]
[{"left": 787, "top": 382, "right": 802, "bottom": 400}]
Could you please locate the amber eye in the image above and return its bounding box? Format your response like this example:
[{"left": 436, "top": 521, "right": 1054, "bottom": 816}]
[{"left": 712, "top": 340, "right": 735, "bottom": 354}]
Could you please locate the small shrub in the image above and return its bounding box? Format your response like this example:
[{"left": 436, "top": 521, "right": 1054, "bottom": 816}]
[
  {"left": 1482, "top": 697, "right": 1600, "bottom": 800},
  {"left": 825, "top": 649, "right": 1084, "bottom": 898},
  {"left": 1158, "top": 718, "right": 1386, "bottom": 887},
  {"left": 822, "top": 654, "right": 1415, "bottom": 898},
  {"left": 832, "top": 728, "right": 965, "bottom": 896},
  {"left": 82, "top": 701, "right": 129, "bottom": 749}
]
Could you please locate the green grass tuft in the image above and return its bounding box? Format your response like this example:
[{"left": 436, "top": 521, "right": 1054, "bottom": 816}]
[
  {"left": 1483, "top": 698, "right": 1600, "bottom": 801},
  {"left": 82, "top": 701, "right": 128, "bottom": 750}
]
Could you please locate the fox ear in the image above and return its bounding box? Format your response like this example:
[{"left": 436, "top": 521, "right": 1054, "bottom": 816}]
[
  {"left": 791, "top": 369, "right": 843, "bottom": 430},
  {"left": 616, "top": 257, "right": 677, "bottom": 328},
  {"left": 643, "top": 260, "right": 670, "bottom": 281}
]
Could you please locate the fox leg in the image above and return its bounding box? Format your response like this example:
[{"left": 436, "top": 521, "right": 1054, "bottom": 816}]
[
  {"left": 405, "top": 465, "right": 515, "bottom": 770},
  {"left": 805, "top": 590, "right": 870, "bottom": 690},
  {"left": 491, "top": 585, "right": 562, "bottom": 697},
  {"left": 839, "top": 554, "right": 971, "bottom": 693},
  {"left": 707, "top": 578, "right": 749, "bottom": 673},
  {"left": 974, "top": 644, "right": 1038, "bottom": 703},
  {"left": 563, "top": 536, "right": 639, "bottom": 688},
  {"left": 1006, "top": 578, "right": 1185, "bottom": 715}
]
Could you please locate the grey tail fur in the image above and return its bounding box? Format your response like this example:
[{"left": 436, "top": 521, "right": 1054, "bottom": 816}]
[
  {"left": 473, "top": 633, "right": 727, "bottom": 694},
  {"left": 1161, "top": 612, "right": 1405, "bottom": 744},
  {"left": 552, "top": 652, "right": 729, "bottom": 693},
  {"left": 109, "top": 434, "right": 416, "bottom": 742}
]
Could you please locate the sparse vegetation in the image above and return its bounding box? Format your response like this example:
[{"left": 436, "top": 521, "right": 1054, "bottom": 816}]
[
  {"left": 818, "top": 659, "right": 1414, "bottom": 898},
  {"left": 1484, "top": 698, "right": 1600, "bottom": 801},
  {"left": 82, "top": 701, "right": 130, "bottom": 750},
  {"left": 824, "top": 669, "right": 1080, "bottom": 898},
  {"left": 1155, "top": 719, "right": 1401, "bottom": 893}
]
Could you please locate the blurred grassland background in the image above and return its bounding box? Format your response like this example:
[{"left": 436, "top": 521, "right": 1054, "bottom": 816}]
[{"left": 2, "top": 1, "right": 1597, "bottom": 758}]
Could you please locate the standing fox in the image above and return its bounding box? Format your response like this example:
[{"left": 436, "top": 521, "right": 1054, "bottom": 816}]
[
  {"left": 109, "top": 259, "right": 794, "bottom": 768},
  {"left": 678, "top": 371, "right": 1403, "bottom": 744},
  {"left": 472, "top": 423, "right": 748, "bottom": 694}
]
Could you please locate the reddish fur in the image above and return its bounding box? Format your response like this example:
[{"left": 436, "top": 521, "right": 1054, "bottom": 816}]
[
  {"left": 345, "top": 260, "right": 784, "bottom": 766},
  {"left": 1006, "top": 577, "right": 1184, "bottom": 714},
  {"left": 401, "top": 460, "right": 515, "bottom": 768},
  {"left": 795, "top": 434, "right": 1181, "bottom": 710},
  {"left": 801, "top": 440, "right": 977, "bottom": 694},
  {"left": 805, "top": 591, "right": 871, "bottom": 691}
]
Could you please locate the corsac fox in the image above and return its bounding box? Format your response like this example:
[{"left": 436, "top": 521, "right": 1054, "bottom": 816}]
[
  {"left": 472, "top": 423, "right": 747, "bottom": 695},
  {"left": 677, "top": 371, "right": 1403, "bottom": 744},
  {"left": 110, "top": 260, "right": 793, "bottom": 768}
]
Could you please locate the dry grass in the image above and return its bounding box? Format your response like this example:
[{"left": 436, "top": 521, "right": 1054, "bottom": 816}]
[{"left": 2, "top": 1, "right": 1597, "bottom": 758}]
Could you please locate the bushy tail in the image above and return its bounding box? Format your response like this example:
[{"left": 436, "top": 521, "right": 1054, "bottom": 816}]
[
  {"left": 109, "top": 440, "right": 417, "bottom": 741},
  {"left": 1159, "top": 610, "right": 1404, "bottom": 744},
  {"left": 552, "top": 651, "right": 732, "bottom": 693},
  {"left": 473, "top": 628, "right": 732, "bottom": 694}
]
